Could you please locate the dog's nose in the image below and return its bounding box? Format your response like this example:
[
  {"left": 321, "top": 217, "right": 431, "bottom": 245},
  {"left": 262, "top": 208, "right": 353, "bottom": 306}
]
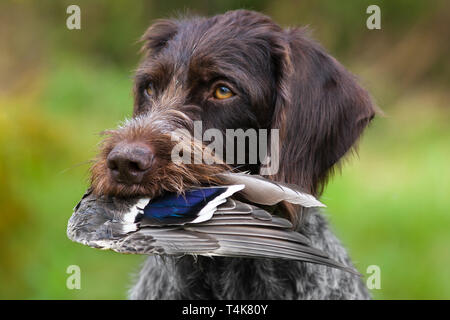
[{"left": 107, "top": 143, "right": 153, "bottom": 185}]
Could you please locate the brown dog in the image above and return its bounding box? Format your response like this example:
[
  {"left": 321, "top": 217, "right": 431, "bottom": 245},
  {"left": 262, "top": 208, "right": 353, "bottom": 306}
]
[{"left": 90, "top": 10, "right": 375, "bottom": 299}]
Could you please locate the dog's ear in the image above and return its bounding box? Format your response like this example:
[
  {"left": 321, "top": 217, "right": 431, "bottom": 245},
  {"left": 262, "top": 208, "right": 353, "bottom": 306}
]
[
  {"left": 269, "top": 28, "right": 376, "bottom": 195},
  {"left": 140, "top": 19, "right": 178, "bottom": 56},
  {"left": 134, "top": 20, "right": 178, "bottom": 115}
]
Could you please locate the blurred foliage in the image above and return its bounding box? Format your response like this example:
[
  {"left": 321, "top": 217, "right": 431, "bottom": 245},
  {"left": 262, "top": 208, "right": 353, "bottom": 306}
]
[{"left": 0, "top": 0, "right": 449, "bottom": 299}]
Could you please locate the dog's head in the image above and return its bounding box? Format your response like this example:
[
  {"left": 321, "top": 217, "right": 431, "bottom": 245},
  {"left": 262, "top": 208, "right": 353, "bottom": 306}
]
[{"left": 91, "top": 10, "right": 376, "bottom": 198}]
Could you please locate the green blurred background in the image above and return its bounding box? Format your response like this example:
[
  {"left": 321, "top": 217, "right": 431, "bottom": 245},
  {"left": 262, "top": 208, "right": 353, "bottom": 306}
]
[{"left": 0, "top": 0, "right": 449, "bottom": 299}]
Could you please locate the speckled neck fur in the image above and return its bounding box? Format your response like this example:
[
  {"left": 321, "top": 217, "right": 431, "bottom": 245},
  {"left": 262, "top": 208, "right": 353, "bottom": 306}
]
[{"left": 128, "top": 208, "right": 370, "bottom": 300}]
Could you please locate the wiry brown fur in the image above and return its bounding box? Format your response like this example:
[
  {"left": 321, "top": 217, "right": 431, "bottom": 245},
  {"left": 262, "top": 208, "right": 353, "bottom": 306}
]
[
  {"left": 88, "top": 10, "right": 377, "bottom": 300},
  {"left": 90, "top": 108, "right": 228, "bottom": 198}
]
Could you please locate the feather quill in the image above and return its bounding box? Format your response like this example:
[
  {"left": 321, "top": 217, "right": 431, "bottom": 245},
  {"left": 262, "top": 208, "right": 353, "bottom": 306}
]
[{"left": 218, "top": 172, "right": 325, "bottom": 207}]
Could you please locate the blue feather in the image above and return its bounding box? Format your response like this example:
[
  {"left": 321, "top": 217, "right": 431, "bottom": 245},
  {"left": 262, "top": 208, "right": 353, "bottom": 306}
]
[{"left": 141, "top": 187, "right": 230, "bottom": 226}]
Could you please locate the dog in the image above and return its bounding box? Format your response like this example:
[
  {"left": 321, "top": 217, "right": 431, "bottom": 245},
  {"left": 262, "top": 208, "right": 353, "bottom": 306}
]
[{"left": 89, "top": 10, "right": 376, "bottom": 299}]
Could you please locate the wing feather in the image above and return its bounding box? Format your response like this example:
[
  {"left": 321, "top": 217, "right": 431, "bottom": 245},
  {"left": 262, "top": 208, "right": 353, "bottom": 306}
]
[
  {"left": 68, "top": 191, "right": 358, "bottom": 275},
  {"left": 218, "top": 172, "right": 326, "bottom": 207}
]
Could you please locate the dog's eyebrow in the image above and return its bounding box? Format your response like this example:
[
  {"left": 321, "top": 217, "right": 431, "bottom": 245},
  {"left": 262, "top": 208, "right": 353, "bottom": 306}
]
[
  {"left": 135, "top": 60, "right": 175, "bottom": 81},
  {"left": 134, "top": 65, "right": 156, "bottom": 78},
  {"left": 186, "top": 58, "right": 243, "bottom": 88},
  {"left": 134, "top": 72, "right": 150, "bottom": 83},
  {"left": 134, "top": 69, "right": 164, "bottom": 89}
]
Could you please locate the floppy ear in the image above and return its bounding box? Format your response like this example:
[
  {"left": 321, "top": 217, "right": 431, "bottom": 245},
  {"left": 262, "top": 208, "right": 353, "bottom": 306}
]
[
  {"left": 269, "top": 28, "right": 376, "bottom": 195},
  {"left": 139, "top": 19, "right": 178, "bottom": 56},
  {"left": 133, "top": 19, "right": 178, "bottom": 115}
]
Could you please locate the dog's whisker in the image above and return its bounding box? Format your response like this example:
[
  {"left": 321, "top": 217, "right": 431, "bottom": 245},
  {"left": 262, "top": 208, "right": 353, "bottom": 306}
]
[{"left": 60, "top": 160, "right": 95, "bottom": 174}]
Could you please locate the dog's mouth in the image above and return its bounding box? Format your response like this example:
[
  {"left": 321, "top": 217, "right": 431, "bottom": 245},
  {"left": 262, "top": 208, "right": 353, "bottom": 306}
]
[
  {"left": 88, "top": 105, "right": 268, "bottom": 199},
  {"left": 89, "top": 120, "right": 233, "bottom": 198},
  {"left": 90, "top": 143, "right": 229, "bottom": 198}
]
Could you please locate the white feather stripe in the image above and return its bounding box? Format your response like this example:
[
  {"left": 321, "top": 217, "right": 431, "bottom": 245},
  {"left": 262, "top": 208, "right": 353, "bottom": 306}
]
[
  {"left": 122, "top": 198, "right": 151, "bottom": 223},
  {"left": 191, "top": 184, "right": 245, "bottom": 224},
  {"left": 218, "top": 173, "right": 325, "bottom": 207}
]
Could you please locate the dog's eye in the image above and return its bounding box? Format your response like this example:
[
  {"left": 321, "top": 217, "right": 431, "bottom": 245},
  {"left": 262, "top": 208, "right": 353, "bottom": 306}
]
[
  {"left": 145, "top": 82, "right": 154, "bottom": 97},
  {"left": 214, "top": 86, "right": 234, "bottom": 100}
]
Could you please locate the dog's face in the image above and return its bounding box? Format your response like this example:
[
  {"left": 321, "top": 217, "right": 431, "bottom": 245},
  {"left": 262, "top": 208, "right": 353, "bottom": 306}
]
[
  {"left": 133, "top": 12, "right": 278, "bottom": 133},
  {"left": 90, "top": 10, "right": 376, "bottom": 200}
]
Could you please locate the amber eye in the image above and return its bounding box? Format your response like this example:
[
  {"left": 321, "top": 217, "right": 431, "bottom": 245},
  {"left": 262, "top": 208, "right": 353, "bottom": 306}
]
[
  {"left": 214, "top": 86, "right": 234, "bottom": 100},
  {"left": 145, "top": 82, "right": 154, "bottom": 97}
]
